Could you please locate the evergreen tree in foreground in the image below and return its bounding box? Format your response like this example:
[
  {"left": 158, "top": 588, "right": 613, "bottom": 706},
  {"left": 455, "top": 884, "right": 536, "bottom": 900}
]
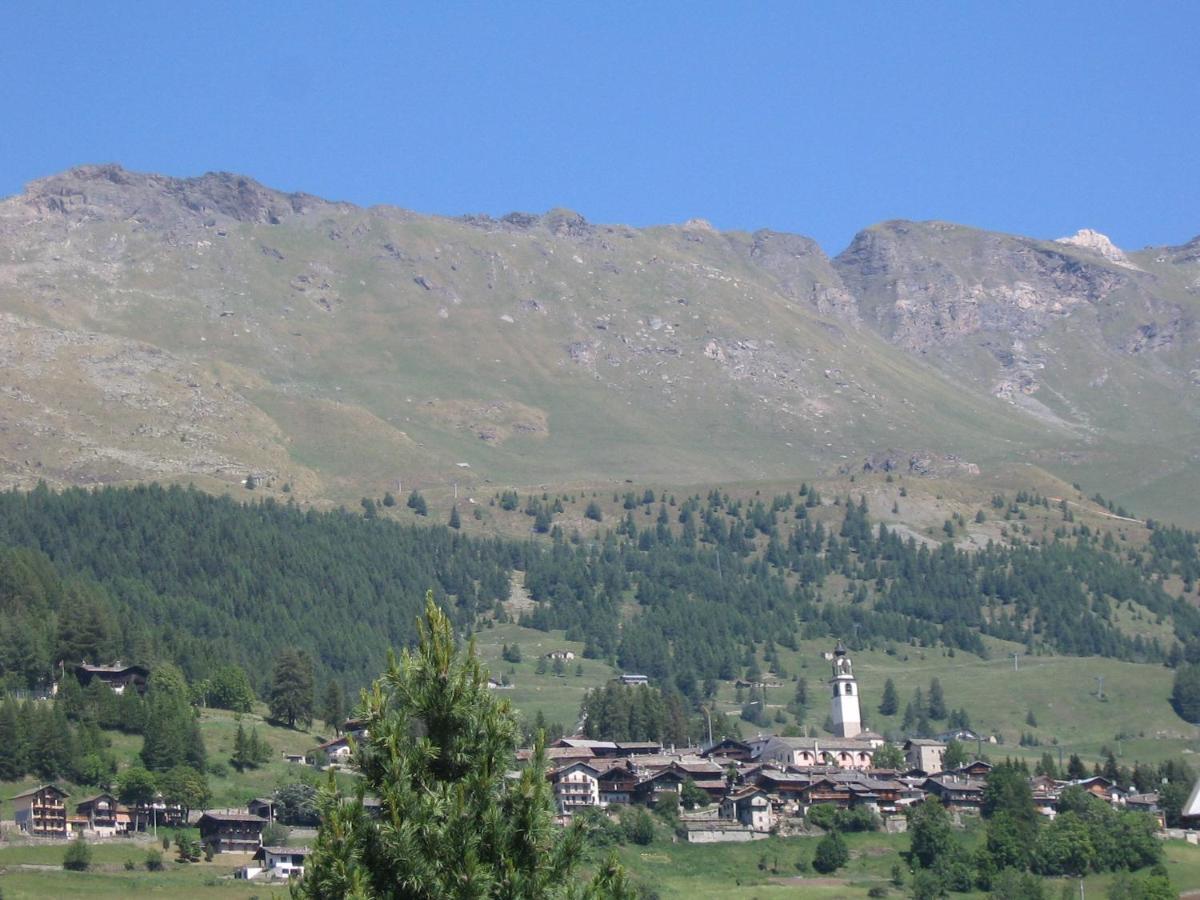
[{"left": 300, "top": 592, "right": 632, "bottom": 899}]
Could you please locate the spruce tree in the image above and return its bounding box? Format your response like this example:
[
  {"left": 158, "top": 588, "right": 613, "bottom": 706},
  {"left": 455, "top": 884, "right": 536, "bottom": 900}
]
[
  {"left": 232, "top": 723, "right": 250, "bottom": 771},
  {"left": 878, "top": 678, "right": 898, "bottom": 716},
  {"left": 322, "top": 681, "right": 346, "bottom": 734},
  {"left": 927, "top": 678, "right": 946, "bottom": 721},
  {"left": 299, "top": 592, "right": 630, "bottom": 898},
  {"left": 0, "top": 697, "right": 28, "bottom": 779},
  {"left": 268, "top": 647, "right": 315, "bottom": 729},
  {"left": 250, "top": 727, "right": 271, "bottom": 765}
]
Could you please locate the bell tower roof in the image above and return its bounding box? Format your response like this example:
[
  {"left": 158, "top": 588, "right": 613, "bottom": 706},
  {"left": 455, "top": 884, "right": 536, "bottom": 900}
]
[{"left": 834, "top": 640, "right": 848, "bottom": 656}]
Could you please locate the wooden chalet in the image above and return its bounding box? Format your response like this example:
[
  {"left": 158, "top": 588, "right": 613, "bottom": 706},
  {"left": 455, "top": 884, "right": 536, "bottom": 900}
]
[
  {"left": 198, "top": 811, "right": 267, "bottom": 853},
  {"left": 946, "top": 760, "right": 993, "bottom": 779},
  {"left": 74, "top": 662, "right": 150, "bottom": 695},
  {"left": 247, "top": 797, "right": 275, "bottom": 821},
  {"left": 921, "top": 775, "right": 986, "bottom": 811},
  {"left": 74, "top": 793, "right": 126, "bottom": 835},
  {"left": 701, "top": 738, "right": 755, "bottom": 761},
  {"left": 548, "top": 738, "right": 662, "bottom": 759},
  {"left": 1124, "top": 793, "right": 1165, "bottom": 829},
  {"left": 633, "top": 766, "right": 687, "bottom": 805},
  {"left": 597, "top": 762, "right": 637, "bottom": 806},
  {"left": 11, "top": 784, "right": 70, "bottom": 837}
]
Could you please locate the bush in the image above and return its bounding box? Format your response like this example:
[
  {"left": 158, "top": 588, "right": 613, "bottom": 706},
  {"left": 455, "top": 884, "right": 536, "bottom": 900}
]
[
  {"left": 262, "top": 822, "right": 291, "bottom": 846},
  {"left": 622, "top": 807, "right": 656, "bottom": 846},
  {"left": 909, "top": 869, "right": 946, "bottom": 900},
  {"left": 812, "top": 830, "right": 849, "bottom": 873},
  {"left": 988, "top": 868, "right": 1045, "bottom": 899},
  {"left": 274, "top": 781, "right": 321, "bottom": 826},
  {"left": 574, "top": 807, "right": 625, "bottom": 848},
  {"left": 145, "top": 849, "right": 164, "bottom": 871},
  {"left": 63, "top": 835, "right": 92, "bottom": 871},
  {"left": 867, "top": 888, "right": 889, "bottom": 899},
  {"left": 124, "top": 858, "right": 136, "bottom": 871},
  {"left": 807, "top": 803, "right": 838, "bottom": 830}
]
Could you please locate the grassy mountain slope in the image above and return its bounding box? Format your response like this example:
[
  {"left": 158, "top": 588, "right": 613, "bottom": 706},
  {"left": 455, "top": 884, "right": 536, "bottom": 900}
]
[
  {"left": 835, "top": 220, "right": 1200, "bottom": 521},
  {"left": 0, "top": 165, "right": 1196, "bottom": 522}
]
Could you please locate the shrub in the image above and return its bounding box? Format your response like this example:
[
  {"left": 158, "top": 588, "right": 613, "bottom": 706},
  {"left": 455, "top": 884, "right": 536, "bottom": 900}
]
[
  {"left": 262, "top": 821, "right": 291, "bottom": 846},
  {"left": 807, "top": 803, "right": 838, "bottom": 830},
  {"left": 145, "top": 849, "right": 164, "bottom": 871},
  {"left": 812, "top": 830, "right": 849, "bottom": 873},
  {"left": 63, "top": 835, "right": 92, "bottom": 871},
  {"left": 622, "top": 807, "right": 655, "bottom": 846}
]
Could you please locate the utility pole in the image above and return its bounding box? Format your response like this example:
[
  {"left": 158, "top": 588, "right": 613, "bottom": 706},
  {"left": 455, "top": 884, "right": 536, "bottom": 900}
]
[
  {"left": 1010, "top": 652, "right": 1020, "bottom": 672},
  {"left": 1095, "top": 675, "right": 1104, "bottom": 701}
]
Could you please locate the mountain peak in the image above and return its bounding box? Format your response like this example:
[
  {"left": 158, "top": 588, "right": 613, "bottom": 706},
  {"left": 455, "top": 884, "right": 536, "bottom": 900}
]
[
  {"left": 11, "top": 163, "right": 338, "bottom": 229},
  {"left": 1055, "top": 228, "right": 1139, "bottom": 269}
]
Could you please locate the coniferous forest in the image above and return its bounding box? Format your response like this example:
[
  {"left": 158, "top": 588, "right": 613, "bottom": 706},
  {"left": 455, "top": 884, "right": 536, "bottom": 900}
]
[{"left": 0, "top": 481, "right": 1198, "bottom": 709}]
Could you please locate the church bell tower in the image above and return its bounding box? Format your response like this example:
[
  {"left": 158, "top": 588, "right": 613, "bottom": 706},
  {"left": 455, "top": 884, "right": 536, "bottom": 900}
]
[{"left": 829, "top": 641, "right": 862, "bottom": 738}]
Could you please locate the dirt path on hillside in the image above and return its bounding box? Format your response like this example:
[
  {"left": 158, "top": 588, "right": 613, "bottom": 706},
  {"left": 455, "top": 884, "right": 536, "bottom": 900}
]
[{"left": 1048, "top": 497, "right": 1143, "bottom": 524}]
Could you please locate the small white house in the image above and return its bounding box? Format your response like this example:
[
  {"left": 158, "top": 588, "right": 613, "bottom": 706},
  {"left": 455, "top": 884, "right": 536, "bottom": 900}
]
[
  {"left": 312, "top": 735, "right": 354, "bottom": 766},
  {"left": 240, "top": 846, "right": 309, "bottom": 881},
  {"left": 546, "top": 650, "right": 576, "bottom": 661},
  {"left": 720, "top": 787, "right": 773, "bottom": 831}
]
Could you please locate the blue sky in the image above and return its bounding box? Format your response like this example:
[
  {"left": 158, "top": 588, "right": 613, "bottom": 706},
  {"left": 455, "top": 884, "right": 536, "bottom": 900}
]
[{"left": 3, "top": 2, "right": 1196, "bottom": 252}]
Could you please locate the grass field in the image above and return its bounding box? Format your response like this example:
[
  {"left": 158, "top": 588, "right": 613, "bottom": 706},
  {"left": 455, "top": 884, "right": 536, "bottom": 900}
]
[
  {"left": 608, "top": 830, "right": 1200, "bottom": 899},
  {"left": 472, "top": 621, "right": 618, "bottom": 731}
]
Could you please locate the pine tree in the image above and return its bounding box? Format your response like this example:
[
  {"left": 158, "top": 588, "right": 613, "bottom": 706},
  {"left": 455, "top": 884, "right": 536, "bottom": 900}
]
[
  {"left": 232, "top": 723, "right": 250, "bottom": 771},
  {"left": 406, "top": 490, "right": 428, "bottom": 516},
  {"left": 140, "top": 664, "right": 200, "bottom": 771},
  {"left": 449, "top": 506, "right": 461, "bottom": 530},
  {"left": 1067, "top": 754, "right": 1087, "bottom": 780},
  {"left": 322, "top": 681, "right": 346, "bottom": 734},
  {"left": 878, "top": 678, "right": 898, "bottom": 716},
  {"left": 250, "top": 727, "right": 272, "bottom": 765},
  {"left": 268, "top": 647, "right": 315, "bottom": 729},
  {"left": 927, "top": 678, "right": 946, "bottom": 721},
  {"left": 299, "top": 592, "right": 626, "bottom": 898},
  {"left": 0, "top": 697, "right": 29, "bottom": 780}
]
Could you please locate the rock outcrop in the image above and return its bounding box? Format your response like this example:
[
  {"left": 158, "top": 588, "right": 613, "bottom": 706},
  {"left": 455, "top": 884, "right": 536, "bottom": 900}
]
[
  {"left": 1055, "top": 228, "right": 1139, "bottom": 270},
  {"left": 833, "top": 220, "right": 1130, "bottom": 350}
]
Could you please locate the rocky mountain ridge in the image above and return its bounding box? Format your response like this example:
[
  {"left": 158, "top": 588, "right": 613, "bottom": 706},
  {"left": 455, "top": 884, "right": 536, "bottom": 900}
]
[{"left": 0, "top": 165, "right": 1197, "bottom": 521}]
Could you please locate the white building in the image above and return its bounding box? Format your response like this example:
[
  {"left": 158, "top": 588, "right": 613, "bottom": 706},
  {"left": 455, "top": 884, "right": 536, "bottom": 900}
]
[
  {"left": 829, "top": 641, "right": 862, "bottom": 738},
  {"left": 720, "top": 787, "right": 773, "bottom": 831},
  {"left": 551, "top": 762, "right": 601, "bottom": 816},
  {"left": 240, "top": 846, "right": 309, "bottom": 881},
  {"left": 758, "top": 736, "right": 875, "bottom": 770}
]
